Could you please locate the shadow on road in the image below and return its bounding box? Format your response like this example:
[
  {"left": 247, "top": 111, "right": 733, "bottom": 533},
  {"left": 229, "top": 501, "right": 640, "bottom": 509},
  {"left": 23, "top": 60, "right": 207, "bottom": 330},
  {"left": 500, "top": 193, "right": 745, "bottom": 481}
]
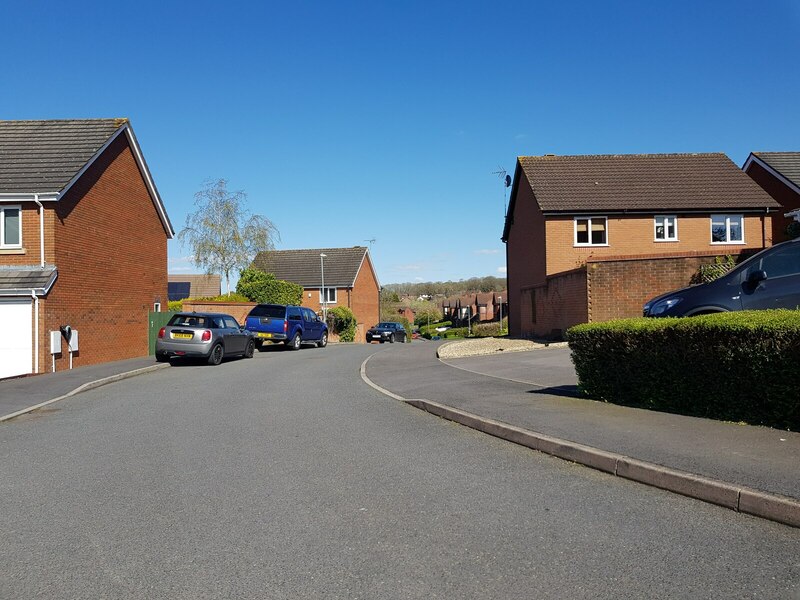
[{"left": 526, "top": 385, "right": 582, "bottom": 399}]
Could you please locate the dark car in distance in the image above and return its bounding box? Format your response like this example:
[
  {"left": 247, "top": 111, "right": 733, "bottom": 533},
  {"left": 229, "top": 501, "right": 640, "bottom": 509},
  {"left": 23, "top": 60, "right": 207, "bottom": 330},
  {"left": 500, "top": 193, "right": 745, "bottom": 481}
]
[
  {"left": 155, "top": 312, "right": 256, "bottom": 365},
  {"left": 366, "top": 322, "right": 408, "bottom": 343},
  {"left": 643, "top": 237, "right": 800, "bottom": 317},
  {"left": 245, "top": 304, "right": 328, "bottom": 351}
]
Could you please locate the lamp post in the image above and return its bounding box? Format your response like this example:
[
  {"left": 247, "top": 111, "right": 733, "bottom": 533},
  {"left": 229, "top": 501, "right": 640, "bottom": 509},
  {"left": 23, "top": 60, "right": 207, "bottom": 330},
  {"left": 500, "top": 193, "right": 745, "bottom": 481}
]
[
  {"left": 498, "top": 296, "right": 503, "bottom": 334},
  {"left": 320, "top": 253, "right": 327, "bottom": 322}
]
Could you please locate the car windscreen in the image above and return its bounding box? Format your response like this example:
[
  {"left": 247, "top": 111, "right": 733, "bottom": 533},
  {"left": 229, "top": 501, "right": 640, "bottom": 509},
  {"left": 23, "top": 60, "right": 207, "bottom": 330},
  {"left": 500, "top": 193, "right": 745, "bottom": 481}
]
[
  {"left": 248, "top": 305, "right": 285, "bottom": 318},
  {"left": 168, "top": 314, "right": 209, "bottom": 327}
]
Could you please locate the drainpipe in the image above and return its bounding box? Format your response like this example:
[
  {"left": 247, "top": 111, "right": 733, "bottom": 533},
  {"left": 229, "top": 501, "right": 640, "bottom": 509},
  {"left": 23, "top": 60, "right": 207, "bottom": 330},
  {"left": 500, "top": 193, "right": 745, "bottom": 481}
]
[
  {"left": 34, "top": 195, "right": 45, "bottom": 268},
  {"left": 31, "top": 290, "right": 39, "bottom": 374}
]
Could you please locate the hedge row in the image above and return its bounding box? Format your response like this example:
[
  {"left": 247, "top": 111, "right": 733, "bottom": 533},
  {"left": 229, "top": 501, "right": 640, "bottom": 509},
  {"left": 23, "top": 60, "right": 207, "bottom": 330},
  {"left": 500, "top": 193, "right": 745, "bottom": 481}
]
[{"left": 565, "top": 311, "right": 800, "bottom": 430}]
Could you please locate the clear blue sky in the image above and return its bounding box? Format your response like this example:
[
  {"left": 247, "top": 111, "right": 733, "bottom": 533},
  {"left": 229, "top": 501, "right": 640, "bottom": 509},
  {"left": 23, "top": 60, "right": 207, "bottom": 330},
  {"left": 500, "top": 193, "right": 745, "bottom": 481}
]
[{"left": 5, "top": 1, "right": 799, "bottom": 285}]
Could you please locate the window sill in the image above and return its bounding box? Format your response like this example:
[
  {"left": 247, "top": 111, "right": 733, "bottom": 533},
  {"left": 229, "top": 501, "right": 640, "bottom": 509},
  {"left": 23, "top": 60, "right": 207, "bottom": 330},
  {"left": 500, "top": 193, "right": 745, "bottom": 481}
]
[
  {"left": 710, "top": 241, "right": 746, "bottom": 245},
  {"left": 654, "top": 239, "right": 679, "bottom": 243},
  {"left": 573, "top": 243, "right": 609, "bottom": 248},
  {"left": 0, "top": 247, "right": 25, "bottom": 255}
]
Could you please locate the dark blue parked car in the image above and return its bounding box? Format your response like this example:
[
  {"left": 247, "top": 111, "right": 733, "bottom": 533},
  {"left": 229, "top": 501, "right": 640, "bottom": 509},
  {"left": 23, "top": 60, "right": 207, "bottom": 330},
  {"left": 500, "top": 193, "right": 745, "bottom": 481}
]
[
  {"left": 245, "top": 304, "right": 328, "bottom": 351},
  {"left": 643, "top": 237, "right": 800, "bottom": 317}
]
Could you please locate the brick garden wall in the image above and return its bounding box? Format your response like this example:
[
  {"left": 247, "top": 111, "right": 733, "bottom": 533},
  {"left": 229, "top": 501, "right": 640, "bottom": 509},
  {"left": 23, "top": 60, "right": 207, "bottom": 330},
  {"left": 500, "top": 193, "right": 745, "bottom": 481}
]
[
  {"left": 586, "top": 251, "right": 752, "bottom": 322},
  {"left": 526, "top": 268, "right": 588, "bottom": 338},
  {"left": 745, "top": 161, "right": 800, "bottom": 243}
]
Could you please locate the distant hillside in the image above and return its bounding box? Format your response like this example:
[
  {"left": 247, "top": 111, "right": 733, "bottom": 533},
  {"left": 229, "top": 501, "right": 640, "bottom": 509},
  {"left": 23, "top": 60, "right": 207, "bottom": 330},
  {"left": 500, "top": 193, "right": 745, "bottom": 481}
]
[{"left": 383, "top": 276, "right": 506, "bottom": 298}]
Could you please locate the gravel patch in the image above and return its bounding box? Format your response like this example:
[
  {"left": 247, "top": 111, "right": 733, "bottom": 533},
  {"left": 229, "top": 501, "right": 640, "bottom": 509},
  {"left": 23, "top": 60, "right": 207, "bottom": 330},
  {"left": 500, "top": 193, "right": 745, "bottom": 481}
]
[{"left": 437, "top": 337, "right": 568, "bottom": 359}]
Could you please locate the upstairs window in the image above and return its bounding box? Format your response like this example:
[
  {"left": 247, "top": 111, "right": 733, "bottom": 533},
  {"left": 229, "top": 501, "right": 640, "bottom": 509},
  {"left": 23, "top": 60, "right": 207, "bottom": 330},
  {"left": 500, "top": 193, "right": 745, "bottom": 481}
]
[
  {"left": 0, "top": 206, "right": 21, "bottom": 248},
  {"left": 711, "top": 215, "right": 744, "bottom": 244},
  {"left": 654, "top": 216, "right": 678, "bottom": 241},
  {"left": 574, "top": 217, "right": 607, "bottom": 246}
]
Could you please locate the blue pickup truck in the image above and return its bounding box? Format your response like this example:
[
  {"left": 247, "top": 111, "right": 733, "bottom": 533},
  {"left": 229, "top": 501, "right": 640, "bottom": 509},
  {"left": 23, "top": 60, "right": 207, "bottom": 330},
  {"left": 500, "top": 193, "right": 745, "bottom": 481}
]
[{"left": 245, "top": 304, "right": 328, "bottom": 351}]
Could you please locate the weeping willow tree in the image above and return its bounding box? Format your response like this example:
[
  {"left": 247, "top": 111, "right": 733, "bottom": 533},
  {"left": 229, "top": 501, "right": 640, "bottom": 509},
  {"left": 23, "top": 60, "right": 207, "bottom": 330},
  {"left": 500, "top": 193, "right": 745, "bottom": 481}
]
[{"left": 178, "top": 179, "right": 279, "bottom": 294}]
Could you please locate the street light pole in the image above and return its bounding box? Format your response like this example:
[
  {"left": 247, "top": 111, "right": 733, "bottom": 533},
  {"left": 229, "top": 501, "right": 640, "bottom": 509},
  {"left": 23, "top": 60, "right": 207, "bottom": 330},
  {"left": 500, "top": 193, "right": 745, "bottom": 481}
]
[
  {"left": 320, "top": 253, "right": 327, "bottom": 323},
  {"left": 498, "top": 296, "right": 503, "bottom": 334}
]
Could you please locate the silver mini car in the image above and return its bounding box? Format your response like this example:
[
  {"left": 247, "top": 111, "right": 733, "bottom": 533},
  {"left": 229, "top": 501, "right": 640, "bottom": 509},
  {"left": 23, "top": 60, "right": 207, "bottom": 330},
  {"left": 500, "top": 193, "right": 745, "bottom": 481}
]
[{"left": 155, "top": 312, "right": 255, "bottom": 365}]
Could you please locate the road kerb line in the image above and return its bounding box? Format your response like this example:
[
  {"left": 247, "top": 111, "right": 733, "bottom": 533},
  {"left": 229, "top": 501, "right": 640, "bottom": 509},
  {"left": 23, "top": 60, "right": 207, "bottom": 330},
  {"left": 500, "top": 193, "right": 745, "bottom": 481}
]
[
  {"left": 0, "top": 363, "right": 170, "bottom": 423},
  {"left": 360, "top": 354, "right": 800, "bottom": 528}
]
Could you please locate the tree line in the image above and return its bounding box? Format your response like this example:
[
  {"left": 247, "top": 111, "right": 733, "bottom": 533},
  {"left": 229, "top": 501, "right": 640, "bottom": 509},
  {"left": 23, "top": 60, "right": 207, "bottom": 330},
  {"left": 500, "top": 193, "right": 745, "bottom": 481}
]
[{"left": 382, "top": 276, "right": 507, "bottom": 298}]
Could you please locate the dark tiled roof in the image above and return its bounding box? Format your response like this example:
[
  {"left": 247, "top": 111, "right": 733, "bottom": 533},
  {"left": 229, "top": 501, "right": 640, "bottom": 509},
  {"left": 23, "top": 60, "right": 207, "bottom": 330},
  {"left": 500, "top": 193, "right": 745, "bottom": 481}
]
[
  {"left": 0, "top": 119, "right": 126, "bottom": 193},
  {"left": 252, "top": 247, "right": 370, "bottom": 288},
  {"left": 168, "top": 274, "right": 221, "bottom": 299},
  {"left": 753, "top": 152, "right": 800, "bottom": 187},
  {"left": 0, "top": 266, "right": 57, "bottom": 295},
  {"left": 517, "top": 153, "right": 780, "bottom": 213}
]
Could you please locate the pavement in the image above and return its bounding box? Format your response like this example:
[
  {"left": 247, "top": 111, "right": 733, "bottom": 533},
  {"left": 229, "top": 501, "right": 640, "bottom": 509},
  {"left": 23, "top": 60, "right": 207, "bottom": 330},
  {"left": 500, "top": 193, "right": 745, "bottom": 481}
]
[
  {"left": 2, "top": 344, "right": 799, "bottom": 528},
  {"left": 362, "top": 340, "right": 800, "bottom": 529}
]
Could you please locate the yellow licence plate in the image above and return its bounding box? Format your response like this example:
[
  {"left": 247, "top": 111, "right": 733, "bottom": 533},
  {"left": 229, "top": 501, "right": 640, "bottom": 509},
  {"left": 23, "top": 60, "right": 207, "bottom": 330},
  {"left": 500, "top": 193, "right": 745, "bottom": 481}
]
[
  {"left": 172, "top": 333, "right": 193, "bottom": 339},
  {"left": 257, "top": 332, "right": 273, "bottom": 338}
]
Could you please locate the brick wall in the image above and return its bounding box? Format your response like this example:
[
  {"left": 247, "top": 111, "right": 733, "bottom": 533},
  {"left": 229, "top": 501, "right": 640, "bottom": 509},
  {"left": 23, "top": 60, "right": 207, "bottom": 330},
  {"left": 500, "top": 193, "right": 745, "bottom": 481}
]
[
  {"left": 525, "top": 269, "right": 588, "bottom": 338},
  {"left": 586, "top": 251, "right": 751, "bottom": 321},
  {"left": 545, "top": 213, "right": 770, "bottom": 276},
  {"left": 745, "top": 161, "right": 800, "bottom": 243},
  {"left": 505, "top": 177, "right": 547, "bottom": 336},
  {"left": 181, "top": 301, "right": 257, "bottom": 325},
  {"left": 41, "top": 134, "right": 169, "bottom": 371}
]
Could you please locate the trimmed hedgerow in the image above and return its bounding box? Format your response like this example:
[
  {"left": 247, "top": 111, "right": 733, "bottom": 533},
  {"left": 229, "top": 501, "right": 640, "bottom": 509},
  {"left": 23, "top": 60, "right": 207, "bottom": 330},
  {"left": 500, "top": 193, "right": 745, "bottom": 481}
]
[
  {"left": 328, "top": 306, "right": 357, "bottom": 342},
  {"left": 566, "top": 310, "right": 800, "bottom": 430}
]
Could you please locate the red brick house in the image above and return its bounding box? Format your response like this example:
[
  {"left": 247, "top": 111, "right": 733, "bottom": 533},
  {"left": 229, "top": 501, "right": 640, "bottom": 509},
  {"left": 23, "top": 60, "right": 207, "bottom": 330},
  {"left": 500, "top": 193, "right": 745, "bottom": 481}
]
[
  {"left": 743, "top": 152, "right": 800, "bottom": 243},
  {"left": 252, "top": 246, "right": 379, "bottom": 343},
  {"left": 0, "top": 119, "right": 173, "bottom": 379},
  {"left": 501, "top": 153, "right": 779, "bottom": 338}
]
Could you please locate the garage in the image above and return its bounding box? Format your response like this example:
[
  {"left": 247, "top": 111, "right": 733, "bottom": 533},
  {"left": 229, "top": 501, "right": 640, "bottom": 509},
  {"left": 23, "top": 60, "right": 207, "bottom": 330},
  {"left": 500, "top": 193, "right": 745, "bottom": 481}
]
[{"left": 0, "top": 299, "right": 32, "bottom": 379}]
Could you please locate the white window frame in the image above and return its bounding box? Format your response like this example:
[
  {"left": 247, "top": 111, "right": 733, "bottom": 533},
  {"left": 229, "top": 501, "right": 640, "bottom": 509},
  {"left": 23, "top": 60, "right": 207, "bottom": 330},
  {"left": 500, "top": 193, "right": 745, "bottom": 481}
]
[
  {"left": 710, "top": 214, "right": 745, "bottom": 245},
  {"left": 654, "top": 215, "right": 678, "bottom": 242},
  {"left": 0, "top": 205, "right": 22, "bottom": 248},
  {"left": 574, "top": 216, "right": 608, "bottom": 247},
  {"left": 319, "top": 287, "right": 337, "bottom": 304}
]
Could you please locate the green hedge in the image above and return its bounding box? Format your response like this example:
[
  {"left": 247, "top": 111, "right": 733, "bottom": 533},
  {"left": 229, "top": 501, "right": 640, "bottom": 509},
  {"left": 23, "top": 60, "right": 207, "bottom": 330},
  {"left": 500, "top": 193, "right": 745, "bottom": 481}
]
[
  {"left": 328, "top": 306, "right": 357, "bottom": 342},
  {"left": 236, "top": 268, "right": 303, "bottom": 305},
  {"left": 566, "top": 311, "right": 800, "bottom": 430}
]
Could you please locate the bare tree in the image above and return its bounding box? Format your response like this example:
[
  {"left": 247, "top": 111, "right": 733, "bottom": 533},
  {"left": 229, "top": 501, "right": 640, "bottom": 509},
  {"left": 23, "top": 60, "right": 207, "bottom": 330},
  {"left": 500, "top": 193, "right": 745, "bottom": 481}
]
[{"left": 178, "top": 179, "right": 279, "bottom": 294}]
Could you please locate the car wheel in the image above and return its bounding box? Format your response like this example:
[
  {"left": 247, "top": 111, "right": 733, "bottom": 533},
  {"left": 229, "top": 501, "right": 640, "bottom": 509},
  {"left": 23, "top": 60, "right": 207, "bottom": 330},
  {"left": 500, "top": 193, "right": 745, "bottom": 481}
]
[
  {"left": 288, "top": 333, "right": 301, "bottom": 351},
  {"left": 389, "top": 333, "right": 395, "bottom": 344},
  {"left": 155, "top": 353, "right": 169, "bottom": 363},
  {"left": 207, "top": 343, "right": 224, "bottom": 365},
  {"left": 244, "top": 340, "right": 255, "bottom": 358},
  {"left": 318, "top": 332, "right": 328, "bottom": 348}
]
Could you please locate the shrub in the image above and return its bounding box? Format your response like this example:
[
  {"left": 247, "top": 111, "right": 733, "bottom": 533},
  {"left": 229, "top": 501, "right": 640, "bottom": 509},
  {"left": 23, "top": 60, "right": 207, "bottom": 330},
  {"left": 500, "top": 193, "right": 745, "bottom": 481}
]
[
  {"left": 472, "top": 318, "right": 508, "bottom": 337},
  {"left": 191, "top": 292, "right": 251, "bottom": 303},
  {"left": 236, "top": 268, "right": 303, "bottom": 305},
  {"left": 566, "top": 311, "right": 800, "bottom": 430},
  {"left": 691, "top": 255, "right": 736, "bottom": 284},
  {"left": 167, "top": 300, "right": 183, "bottom": 312},
  {"left": 328, "top": 306, "right": 357, "bottom": 342},
  {"left": 420, "top": 321, "right": 452, "bottom": 336},
  {"left": 442, "top": 327, "right": 469, "bottom": 338}
]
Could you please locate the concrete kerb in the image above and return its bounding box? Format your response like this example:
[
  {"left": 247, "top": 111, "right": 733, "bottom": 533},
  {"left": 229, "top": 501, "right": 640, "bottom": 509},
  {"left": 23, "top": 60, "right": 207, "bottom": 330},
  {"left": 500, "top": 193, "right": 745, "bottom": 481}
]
[
  {"left": 0, "top": 363, "right": 171, "bottom": 423},
  {"left": 360, "top": 354, "right": 800, "bottom": 529}
]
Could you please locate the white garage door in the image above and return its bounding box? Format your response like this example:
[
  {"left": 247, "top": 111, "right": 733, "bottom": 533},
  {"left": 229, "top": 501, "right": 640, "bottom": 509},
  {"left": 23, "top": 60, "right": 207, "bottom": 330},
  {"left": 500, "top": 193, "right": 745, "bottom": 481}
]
[{"left": 0, "top": 300, "right": 33, "bottom": 379}]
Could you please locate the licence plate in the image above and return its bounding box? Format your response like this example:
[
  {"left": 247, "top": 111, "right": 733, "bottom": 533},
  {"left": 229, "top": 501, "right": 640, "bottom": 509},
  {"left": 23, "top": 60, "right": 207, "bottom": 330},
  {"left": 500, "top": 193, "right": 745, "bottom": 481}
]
[
  {"left": 257, "top": 332, "right": 273, "bottom": 338},
  {"left": 172, "top": 333, "right": 193, "bottom": 339}
]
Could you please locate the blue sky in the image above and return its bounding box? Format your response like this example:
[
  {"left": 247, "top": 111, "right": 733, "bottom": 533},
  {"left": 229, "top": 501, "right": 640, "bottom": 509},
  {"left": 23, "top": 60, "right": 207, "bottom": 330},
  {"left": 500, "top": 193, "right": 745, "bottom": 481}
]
[{"left": 4, "top": 1, "right": 799, "bottom": 285}]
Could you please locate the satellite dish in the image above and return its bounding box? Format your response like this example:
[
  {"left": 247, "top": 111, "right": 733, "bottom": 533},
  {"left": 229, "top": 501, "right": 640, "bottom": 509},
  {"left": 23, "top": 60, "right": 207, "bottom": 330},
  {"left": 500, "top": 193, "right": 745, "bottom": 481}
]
[{"left": 504, "top": 174, "right": 511, "bottom": 188}]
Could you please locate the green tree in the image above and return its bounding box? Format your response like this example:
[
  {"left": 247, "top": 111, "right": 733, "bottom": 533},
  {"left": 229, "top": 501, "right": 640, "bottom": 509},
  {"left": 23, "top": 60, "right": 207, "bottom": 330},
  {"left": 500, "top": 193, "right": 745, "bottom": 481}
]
[
  {"left": 236, "top": 268, "right": 303, "bottom": 305},
  {"left": 178, "top": 179, "right": 279, "bottom": 295}
]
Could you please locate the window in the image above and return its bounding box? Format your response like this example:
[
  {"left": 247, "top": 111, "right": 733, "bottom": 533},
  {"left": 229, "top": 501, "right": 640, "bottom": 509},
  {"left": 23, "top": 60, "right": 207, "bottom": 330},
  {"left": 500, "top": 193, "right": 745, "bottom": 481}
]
[
  {"left": 654, "top": 216, "right": 678, "bottom": 241},
  {"left": 711, "top": 215, "right": 744, "bottom": 244},
  {"left": 574, "top": 217, "right": 607, "bottom": 246},
  {"left": 1, "top": 205, "right": 22, "bottom": 248},
  {"left": 745, "top": 244, "right": 800, "bottom": 280},
  {"left": 224, "top": 316, "right": 240, "bottom": 329},
  {"left": 320, "top": 288, "right": 337, "bottom": 304}
]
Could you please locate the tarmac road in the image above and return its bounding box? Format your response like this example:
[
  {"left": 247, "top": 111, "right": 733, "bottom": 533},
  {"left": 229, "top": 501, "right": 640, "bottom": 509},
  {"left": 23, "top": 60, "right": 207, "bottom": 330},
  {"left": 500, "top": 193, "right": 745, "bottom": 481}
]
[{"left": 1, "top": 343, "right": 798, "bottom": 598}]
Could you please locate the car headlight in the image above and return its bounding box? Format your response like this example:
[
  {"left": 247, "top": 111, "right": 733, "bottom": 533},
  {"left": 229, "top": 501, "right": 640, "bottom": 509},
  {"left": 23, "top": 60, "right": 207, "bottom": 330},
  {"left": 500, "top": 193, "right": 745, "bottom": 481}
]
[{"left": 648, "top": 297, "right": 682, "bottom": 316}]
